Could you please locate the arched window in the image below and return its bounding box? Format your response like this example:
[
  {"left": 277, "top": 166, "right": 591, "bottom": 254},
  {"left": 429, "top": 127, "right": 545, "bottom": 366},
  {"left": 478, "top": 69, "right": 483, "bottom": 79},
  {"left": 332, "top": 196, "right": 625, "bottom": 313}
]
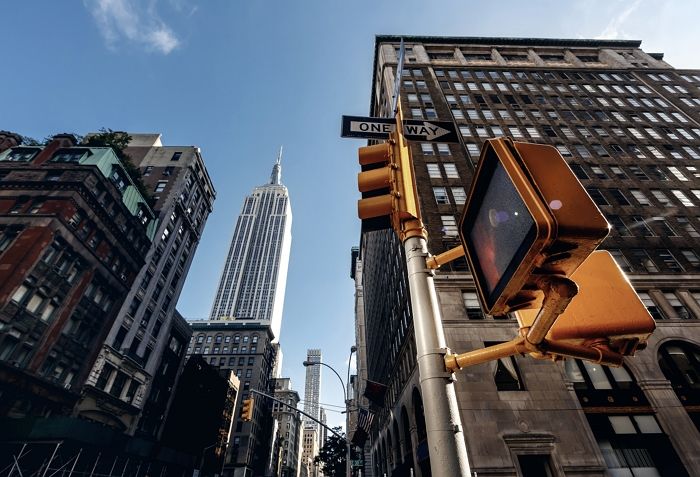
[
  {"left": 196, "top": 334, "right": 205, "bottom": 344},
  {"left": 252, "top": 334, "right": 259, "bottom": 344},
  {"left": 234, "top": 334, "right": 241, "bottom": 343},
  {"left": 658, "top": 341, "right": 700, "bottom": 390},
  {"left": 215, "top": 334, "right": 223, "bottom": 343}
]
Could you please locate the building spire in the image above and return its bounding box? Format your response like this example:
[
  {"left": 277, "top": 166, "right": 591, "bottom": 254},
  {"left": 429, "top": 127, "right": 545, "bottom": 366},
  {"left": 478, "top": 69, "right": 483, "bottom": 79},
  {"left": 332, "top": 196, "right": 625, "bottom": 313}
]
[{"left": 270, "top": 146, "right": 282, "bottom": 185}]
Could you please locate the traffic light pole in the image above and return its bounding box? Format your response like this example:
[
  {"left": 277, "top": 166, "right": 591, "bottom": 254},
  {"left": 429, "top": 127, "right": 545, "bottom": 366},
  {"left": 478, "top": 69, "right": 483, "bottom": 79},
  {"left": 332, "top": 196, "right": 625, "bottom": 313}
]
[
  {"left": 403, "top": 228, "right": 472, "bottom": 477},
  {"left": 391, "top": 103, "right": 470, "bottom": 477}
]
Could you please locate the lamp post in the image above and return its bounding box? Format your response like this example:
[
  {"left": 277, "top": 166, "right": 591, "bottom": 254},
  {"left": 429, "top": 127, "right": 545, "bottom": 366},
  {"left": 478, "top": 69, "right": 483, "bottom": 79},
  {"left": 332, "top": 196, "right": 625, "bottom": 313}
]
[{"left": 303, "top": 347, "right": 356, "bottom": 477}]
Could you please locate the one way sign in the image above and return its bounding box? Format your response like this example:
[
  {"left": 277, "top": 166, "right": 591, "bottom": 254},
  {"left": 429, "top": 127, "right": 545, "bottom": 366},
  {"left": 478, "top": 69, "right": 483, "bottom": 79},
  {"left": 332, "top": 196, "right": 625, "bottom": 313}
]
[{"left": 341, "top": 116, "right": 459, "bottom": 143}]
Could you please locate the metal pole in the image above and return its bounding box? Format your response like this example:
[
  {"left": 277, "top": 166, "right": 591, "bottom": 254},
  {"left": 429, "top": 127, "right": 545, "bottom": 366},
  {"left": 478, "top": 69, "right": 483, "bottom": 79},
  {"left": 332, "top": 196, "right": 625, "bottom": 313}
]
[
  {"left": 42, "top": 442, "right": 61, "bottom": 477},
  {"left": 8, "top": 443, "right": 27, "bottom": 477},
  {"left": 303, "top": 361, "right": 352, "bottom": 477},
  {"left": 89, "top": 452, "right": 101, "bottom": 477},
  {"left": 404, "top": 235, "right": 471, "bottom": 477},
  {"left": 68, "top": 448, "right": 82, "bottom": 477}
]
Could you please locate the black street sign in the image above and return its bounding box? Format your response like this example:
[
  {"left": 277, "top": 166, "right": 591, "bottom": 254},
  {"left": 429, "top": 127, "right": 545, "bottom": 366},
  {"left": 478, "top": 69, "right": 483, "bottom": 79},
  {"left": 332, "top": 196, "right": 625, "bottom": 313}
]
[{"left": 341, "top": 115, "right": 460, "bottom": 143}]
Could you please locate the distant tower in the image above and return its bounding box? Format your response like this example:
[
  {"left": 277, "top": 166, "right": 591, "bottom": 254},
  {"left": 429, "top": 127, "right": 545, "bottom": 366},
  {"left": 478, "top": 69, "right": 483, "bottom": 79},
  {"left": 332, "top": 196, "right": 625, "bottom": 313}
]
[
  {"left": 303, "top": 349, "right": 322, "bottom": 432},
  {"left": 209, "top": 147, "right": 292, "bottom": 340},
  {"left": 319, "top": 407, "right": 328, "bottom": 446}
]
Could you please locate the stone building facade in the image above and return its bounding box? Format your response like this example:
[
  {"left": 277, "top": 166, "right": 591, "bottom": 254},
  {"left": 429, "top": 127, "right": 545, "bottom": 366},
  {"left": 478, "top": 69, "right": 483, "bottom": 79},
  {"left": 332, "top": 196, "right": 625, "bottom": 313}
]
[{"left": 354, "top": 36, "right": 700, "bottom": 477}]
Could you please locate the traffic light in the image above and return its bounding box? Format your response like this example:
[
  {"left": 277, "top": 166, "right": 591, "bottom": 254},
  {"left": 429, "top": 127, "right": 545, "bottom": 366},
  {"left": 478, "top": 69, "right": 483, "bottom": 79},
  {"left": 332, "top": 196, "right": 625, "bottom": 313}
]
[
  {"left": 515, "top": 251, "right": 656, "bottom": 356},
  {"left": 241, "top": 397, "right": 254, "bottom": 422},
  {"left": 357, "top": 142, "right": 393, "bottom": 226},
  {"left": 459, "top": 138, "right": 610, "bottom": 316},
  {"left": 357, "top": 130, "right": 420, "bottom": 235}
]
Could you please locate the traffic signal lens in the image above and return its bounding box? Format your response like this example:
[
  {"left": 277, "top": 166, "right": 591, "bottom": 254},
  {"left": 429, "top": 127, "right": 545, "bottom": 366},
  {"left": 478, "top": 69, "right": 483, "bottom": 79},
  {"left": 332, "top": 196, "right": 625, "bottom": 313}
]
[{"left": 464, "top": 152, "right": 536, "bottom": 307}]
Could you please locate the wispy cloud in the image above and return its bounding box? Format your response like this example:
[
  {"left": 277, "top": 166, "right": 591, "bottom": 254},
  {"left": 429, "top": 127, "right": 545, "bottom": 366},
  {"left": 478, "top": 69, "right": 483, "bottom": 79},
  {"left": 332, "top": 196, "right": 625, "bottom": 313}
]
[
  {"left": 596, "top": 0, "right": 643, "bottom": 39},
  {"left": 84, "top": 0, "right": 180, "bottom": 54}
]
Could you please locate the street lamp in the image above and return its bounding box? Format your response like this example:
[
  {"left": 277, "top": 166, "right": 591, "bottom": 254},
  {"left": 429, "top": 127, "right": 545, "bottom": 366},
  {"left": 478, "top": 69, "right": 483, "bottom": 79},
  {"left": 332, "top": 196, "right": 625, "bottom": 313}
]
[{"left": 303, "top": 347, "right": 356, "bottom": 477}]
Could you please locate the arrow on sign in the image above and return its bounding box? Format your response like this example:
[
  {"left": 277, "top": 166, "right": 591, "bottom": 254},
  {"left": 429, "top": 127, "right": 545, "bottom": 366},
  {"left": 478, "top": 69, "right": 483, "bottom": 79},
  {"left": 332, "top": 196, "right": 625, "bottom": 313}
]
[
  {"left": 341, "top": 115, "right": 459, "bottom": 143},
  {"left": 403, "top": 122, "right": 452, "bottom": 141}
]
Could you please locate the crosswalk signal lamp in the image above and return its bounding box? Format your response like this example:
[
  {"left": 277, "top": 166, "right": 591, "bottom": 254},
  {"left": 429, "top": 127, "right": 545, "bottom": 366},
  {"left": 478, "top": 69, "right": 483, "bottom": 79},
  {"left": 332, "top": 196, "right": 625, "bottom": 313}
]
[
  {"left": 241, "top": 397, "right": 254, "bottom": 422},
  {"left": 459, "top": 138, "right": 610, "bottom": 316}
]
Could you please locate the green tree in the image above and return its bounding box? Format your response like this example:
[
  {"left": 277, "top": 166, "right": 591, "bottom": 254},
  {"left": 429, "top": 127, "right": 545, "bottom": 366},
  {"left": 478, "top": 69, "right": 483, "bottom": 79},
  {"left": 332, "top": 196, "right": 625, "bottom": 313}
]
[
  {"left": 82, "top": 128, "right": 151, "bottom": 201},
  {"left": 314, "top": 427, "right": 347, "bottom": 477}
]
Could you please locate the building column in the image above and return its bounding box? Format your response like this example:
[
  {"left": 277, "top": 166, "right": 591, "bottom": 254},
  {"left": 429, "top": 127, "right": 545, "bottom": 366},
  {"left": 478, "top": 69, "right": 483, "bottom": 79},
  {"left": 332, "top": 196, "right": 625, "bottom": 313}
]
[{"left": 638, "top": 378, "right": 700, "bottom": 472}]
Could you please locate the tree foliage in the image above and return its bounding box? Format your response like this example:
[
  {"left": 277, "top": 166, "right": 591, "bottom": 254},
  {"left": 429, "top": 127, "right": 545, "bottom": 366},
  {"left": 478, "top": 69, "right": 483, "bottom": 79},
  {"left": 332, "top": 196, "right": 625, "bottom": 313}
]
[
  {"left": 83, "top": 128, "right": 151, "bottom": 201},
  {"left": 314, "top": 427, "right": 347, "bottom": 477}
]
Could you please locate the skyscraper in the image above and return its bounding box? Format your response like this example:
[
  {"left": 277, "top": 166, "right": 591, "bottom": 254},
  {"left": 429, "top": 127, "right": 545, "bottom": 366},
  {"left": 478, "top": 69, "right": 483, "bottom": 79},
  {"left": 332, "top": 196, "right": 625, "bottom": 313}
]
[
  {"left": 303, "top": 349, "right": 322, "bottom": 433},
  {"left": 188, "top": 153, "right": 294, "bottom": 477},
  {"left": 353, "top": 36, "right": 700, "bottom": 477},
  {"left": 209, "top": 149, "right": 292, "bottom": 340}
]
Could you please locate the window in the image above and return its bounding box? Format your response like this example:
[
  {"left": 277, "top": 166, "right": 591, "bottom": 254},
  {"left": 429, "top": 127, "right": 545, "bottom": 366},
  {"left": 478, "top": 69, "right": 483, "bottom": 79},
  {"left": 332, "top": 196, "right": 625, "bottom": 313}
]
[
  {"left": 659, "top": 341, "right": 700, "bottom": 389},
  {"left": 681, "top": 249, "right": 699, "bottom": 268},
  {"left": 517, "top": 455, "right": 554, "bottom": 477},
  {"left": 451, "top": 187, "right": 467, "bottom": 205},
  {"left": 631, "top": 249, "right": 658, "bottom": 272},
  {"left": 570, "top": 164, "right": 588, "bottom": 180},
  {"left": 436, "top": 143, "right": 450, "bottom": 156},
  {"left": 440, "top": 216, "right": 458, "bottom": 236},
  {"left": 638, "top": 292, "right": 666, "bottom": 320},
  {"left": 3, "top": 147, "right": 39, "bottom": 162},
  {"left": 611, "top": 189, "right": 632, "bottom": 205},
  {"left": 426, "top": 163, "right": 441, "bottom": 179},
  {"left": 630, "top": 216, "right": 655, "bottom": 236},
  {"left": 672, "top": 190, "right": 694, "bottom": 207},
  {"left": 590, "top": 166, "right": 608, "bottom": 179},
  {"left": 657, "top": 249, "right": 683, "bottom": 272},
  {"left": 420, "top": 143, "right": 434, "bottom": 155},
  {"left": 587, "top": 188, "right": 609, "bottom": 206},
  {"left": 462, "top": 292, "right": 482, "bottom": 319},
  {"left": 676, "top": 217, "right": 699, "bottom": 237},
  {"left": 433, "top": 187, "right": 449, "bottom": 204},
  {"left": 608, "top": 216, "right": 631, "bottom": 236},
  {"left": 650, "top": 189, "right": 671, "bottom": 206},
  {"left": 443, "top": 163, "right": 459, "bottom": 179},
  {"left": 609, "top": 249, "right": 632, "bottom": 272},
  {"left": 630, "top": 190, "right": 650, "bottom": 206},
  {"left": 51, "top": 149, "right": 86, "bottom": 163},
  {"left": 664, "top": 292, "right": 691, "bottom": 319},
  {"left": 654, "top": 217, "right": 678, "bottom": 237}
]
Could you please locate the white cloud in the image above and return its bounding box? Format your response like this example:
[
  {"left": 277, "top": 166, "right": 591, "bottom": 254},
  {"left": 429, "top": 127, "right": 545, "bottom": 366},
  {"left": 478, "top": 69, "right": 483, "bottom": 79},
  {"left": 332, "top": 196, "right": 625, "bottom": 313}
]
[
  {"left": 84, "top": 0, "right": 180, "bottom": 54},
  {"left": 595, "top": 0, "right": 643, "bottom": 39}
]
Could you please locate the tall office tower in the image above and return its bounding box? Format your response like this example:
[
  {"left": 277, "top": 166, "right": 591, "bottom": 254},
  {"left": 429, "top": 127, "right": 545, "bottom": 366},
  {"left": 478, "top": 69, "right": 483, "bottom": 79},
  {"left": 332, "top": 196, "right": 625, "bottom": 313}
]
[
  {"left": 303, "top": 349, "right": 322, "bottom": 433},
  {"left": 272, "top": 377, "right": 302, "bottom": 477},
  {"left": 209, "top": 150, "right": 292, "bottom": 340},
  {"left": 76, "top": 133, "right": 215, "bottom": 437},
  {"left": 354, "top": 36, "right": 700, "bottom": 477}
]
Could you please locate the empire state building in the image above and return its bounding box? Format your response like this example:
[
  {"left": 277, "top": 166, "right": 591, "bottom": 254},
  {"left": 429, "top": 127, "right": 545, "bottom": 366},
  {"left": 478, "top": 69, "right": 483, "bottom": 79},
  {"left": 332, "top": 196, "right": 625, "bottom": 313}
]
[{"left": 209, "top": 150, "right": 292, "bottom": 340}]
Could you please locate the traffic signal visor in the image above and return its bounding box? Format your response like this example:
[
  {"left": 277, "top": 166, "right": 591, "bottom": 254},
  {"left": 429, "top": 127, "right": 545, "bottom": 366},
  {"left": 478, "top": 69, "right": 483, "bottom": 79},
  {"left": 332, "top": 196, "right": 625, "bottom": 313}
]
[{"left": 459, "top": 138, "right": 609, "bottom": 316}]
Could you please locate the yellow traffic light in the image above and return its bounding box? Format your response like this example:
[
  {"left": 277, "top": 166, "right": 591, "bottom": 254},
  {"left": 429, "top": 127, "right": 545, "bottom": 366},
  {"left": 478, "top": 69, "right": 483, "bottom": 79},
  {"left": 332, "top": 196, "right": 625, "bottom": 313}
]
[
  {"left": 515, "top": 251, "right": 656, "bottom": 356},
  {"left": 357, "top": 142, "right": 393, "bottom": 221},
  {"left": 357, "top": 133, "right": 420, "bottom": 236},
  {"left": 459, "top": 138, "right": 610, "bottom": 316},
  {"left": 241, "top": 397, "right": 254, "bottom": 422}
]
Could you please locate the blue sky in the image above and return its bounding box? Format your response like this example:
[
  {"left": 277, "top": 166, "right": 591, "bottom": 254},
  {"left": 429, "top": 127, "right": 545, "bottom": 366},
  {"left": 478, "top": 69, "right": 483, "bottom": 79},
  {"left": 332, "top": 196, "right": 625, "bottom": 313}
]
[{"left": 4, "top": 0, "right": 698, "bottom": 430}]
